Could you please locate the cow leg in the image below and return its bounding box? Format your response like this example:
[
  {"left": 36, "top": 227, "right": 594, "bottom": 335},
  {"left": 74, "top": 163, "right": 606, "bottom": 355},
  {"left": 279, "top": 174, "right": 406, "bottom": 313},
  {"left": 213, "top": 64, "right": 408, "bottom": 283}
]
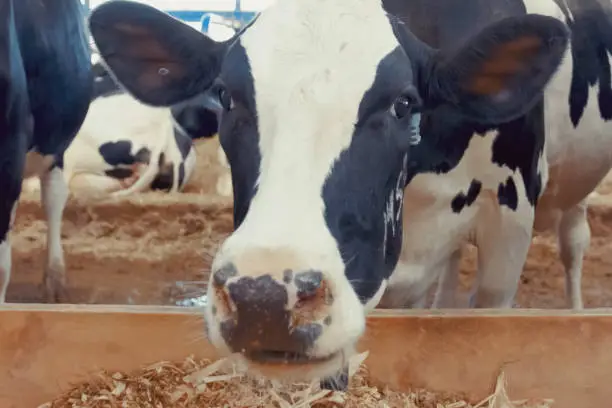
[
  {"left": 0, "top": 134, "right": 25, "bottom": 303},
  {"left": 0, "top": 236, "right": 11, "bottom": 303},
  {"left": 431, "top": 247, "right": 462, "bottom": 308},
  {"left": 406, "top": 291, "right": 428, "bottom": 308},
  {"left": 40, "top": 165, "right": 69, "bottom": 303},
  {"left": 69, "top": 173, "right": 131, "bottom": 197},
  {"left": 558, "top": 200, "right": 589, "bottom": 310},
  {"left": 470, "top": 206, "right": 534, "bottom": 308},
  {"left": 216, "top": 173, "right": 233, "bottom": 197},
  {"left": 387, "top": 247, "right": 464, "bottom": 309},
  {"left": 0, "top": 202, "right": 18, "bottom": 303},
  {"left": 379, "top": 261, "right": 438, "bottom": 309},
  {"left": 216, "top": 146, "right": 233, "bottom": 197},
  {"left": 379, "top": 286, "right": 428, "bottom": 308}
]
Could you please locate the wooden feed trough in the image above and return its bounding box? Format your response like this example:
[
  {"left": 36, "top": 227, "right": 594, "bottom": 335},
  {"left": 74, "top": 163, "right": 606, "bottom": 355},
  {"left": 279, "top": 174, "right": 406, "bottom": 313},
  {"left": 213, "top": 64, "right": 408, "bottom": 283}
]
[{"left": 0, "top": 304, "right": 610, "bottom": 408}]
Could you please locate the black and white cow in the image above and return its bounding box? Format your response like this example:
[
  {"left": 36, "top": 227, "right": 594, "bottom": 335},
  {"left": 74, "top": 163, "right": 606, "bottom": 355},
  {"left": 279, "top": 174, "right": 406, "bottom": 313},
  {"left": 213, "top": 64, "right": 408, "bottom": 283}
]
[
  {"left": 0, "top": 0, "right": 92, "bottom": 303},
  {"left": 387, "top": 0, "right": 612, "bottom": 311},
  {"left": 90, "top": 0, "right": 579, "bottom": 382},
  {"left": 22, "top": 61, "right": 220, "bottom": 198}
]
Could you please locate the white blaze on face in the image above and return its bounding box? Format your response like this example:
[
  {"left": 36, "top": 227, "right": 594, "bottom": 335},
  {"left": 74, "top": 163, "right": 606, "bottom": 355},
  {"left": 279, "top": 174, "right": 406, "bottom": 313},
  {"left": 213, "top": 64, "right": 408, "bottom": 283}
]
[
  {"left": 208, "top": 0, "right": 403, "bottom": 363},
  {"left": 216, "top": 0, "right": 400, "bottom": 253}
]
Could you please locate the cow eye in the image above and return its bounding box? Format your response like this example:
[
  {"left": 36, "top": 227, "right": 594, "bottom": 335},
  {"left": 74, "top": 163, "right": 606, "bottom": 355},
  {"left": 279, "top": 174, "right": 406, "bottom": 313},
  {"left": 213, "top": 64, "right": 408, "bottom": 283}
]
[
  {"left": 218, "top": 86, "right": 234, "bottom": 111},
  {"left": 390, "top": 95, "right": 415, "bottom": 119}
]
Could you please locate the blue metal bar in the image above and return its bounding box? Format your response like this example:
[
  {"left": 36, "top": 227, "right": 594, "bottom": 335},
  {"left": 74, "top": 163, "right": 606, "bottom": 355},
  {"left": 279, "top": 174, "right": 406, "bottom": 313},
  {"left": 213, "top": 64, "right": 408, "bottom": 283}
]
[{"left": 166, "top": 10, "right": 256, "bottom": 25}]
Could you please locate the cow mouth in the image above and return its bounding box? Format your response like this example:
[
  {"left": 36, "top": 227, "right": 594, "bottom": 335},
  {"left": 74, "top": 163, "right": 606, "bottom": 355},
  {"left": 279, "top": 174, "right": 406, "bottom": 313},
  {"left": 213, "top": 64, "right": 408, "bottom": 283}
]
[{"left": 245, "top": 350, "right": 339, "bottom": 365}]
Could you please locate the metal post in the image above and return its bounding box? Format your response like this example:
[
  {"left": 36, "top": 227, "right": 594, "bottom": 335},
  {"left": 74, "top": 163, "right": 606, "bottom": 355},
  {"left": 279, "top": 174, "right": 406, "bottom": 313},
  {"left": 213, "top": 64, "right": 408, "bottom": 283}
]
[{"left": 233, "top": 0, "right": 242, "bottom": 30}]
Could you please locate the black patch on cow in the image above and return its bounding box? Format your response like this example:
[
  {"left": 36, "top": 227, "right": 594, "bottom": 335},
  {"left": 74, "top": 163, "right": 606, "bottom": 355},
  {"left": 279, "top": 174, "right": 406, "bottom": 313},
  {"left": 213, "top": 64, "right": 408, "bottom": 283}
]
[
  {"left": 451, "top": 179, "right": 482, "bottom": 213},
  {"left": 151, "top": 152, "right": 174, "bottom": 192},
  {"left": 99, "top": 141, "right": 150, "bottom": 166},
  {"left": 91, "top": 61, "right": 124, "bottom": 100},
  {"left": 178, "top": 162, "right": 186, "bottom": 188},
  {"left": 0, "top": 0, "right": 91, "bottom": 241},
  {"left": 173, "top": 129, "right": 192, "bottom": 160},
  {"left": 498, "top": 176, "right": 518, "bottom": 210},
  {"left": 105, "top": 168, "right": 133, "bottom": 180},
  {"left": 403, "top": 93, "right": 544, "bottom": 212},
  {"left": 403, "top": 106, "right": 476, "bottom": 178},
  {"left": 171, "top": 103, "right": 219, "bottom": 140},
  {"left": 322, "top": 47, "right": 416, "bottom": 303},
  {"left": 384, "top": 0, "right": 527, "bottom": 52},
  {"left": 0, "top": 1, "right": 28, "bottom": 242},
  {"left": 490, "top": 100, "right": 544, "bottom": 206},
  {"left": 134, "top": 147, "right": 151, "bottom": 164},
  {"left": 54, "top": 152, "right": 65, "bottom": 170},
  {"left": 557, "top": 0, "right": 612, "bottom": 127},
  {"left": 99, "top": 141, "right": 133, "bottom": 165},
  {"left": 404, "top": 104, "right": 544, "bottom": 212},
  {"left": 15, "top": 0, "right": 92, "bottom": 158},
  {"left": 218, "top": 40, "right": 261, "bottom": 229},
  {"left": 151, "top": 170, "right": 173, "bottom": 191},
  {"left": 384, "top": 0, "right": 546, "bottom": 212},
  {"left": 386, "top": 0, "right": 547, "bottom": 209}
]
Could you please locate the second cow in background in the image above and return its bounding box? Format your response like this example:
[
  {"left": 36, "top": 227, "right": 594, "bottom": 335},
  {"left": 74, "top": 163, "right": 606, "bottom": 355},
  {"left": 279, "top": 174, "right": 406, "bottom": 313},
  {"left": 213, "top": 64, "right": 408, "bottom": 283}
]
[{"left": 24, "top": 60, "right": 221, "bottom": 198}]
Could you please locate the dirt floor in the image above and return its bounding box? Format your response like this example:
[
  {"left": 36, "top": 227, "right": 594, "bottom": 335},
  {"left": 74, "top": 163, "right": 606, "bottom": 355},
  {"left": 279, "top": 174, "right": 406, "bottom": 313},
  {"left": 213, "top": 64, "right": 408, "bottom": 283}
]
[{"left": 8, "top": 138, "right": 612, "bottom": 308}]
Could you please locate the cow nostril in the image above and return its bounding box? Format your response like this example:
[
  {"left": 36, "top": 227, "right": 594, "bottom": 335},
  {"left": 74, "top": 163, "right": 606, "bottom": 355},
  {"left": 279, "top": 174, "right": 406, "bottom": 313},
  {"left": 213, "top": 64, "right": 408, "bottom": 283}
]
[
  {"left": 291, "top": 272, "right": 332, "bottom": 328},
  {"left": 213, "top": 285, "right": 236, "bottom": 318},
  {"left": 294, "top": 270, "right": 323, "bottom": 299},
  {"left": 213, "top": 263, "right": 238, "bottom": 287},
  {"left": 291, "top": 323, "right": 323, "bottom": 344}
]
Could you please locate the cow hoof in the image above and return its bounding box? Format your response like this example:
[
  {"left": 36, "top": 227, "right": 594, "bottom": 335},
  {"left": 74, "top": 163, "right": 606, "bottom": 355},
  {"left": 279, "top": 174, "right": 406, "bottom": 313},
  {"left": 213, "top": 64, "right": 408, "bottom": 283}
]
[
  {"left": 319, "top": 365, "right": 349, "bottom": 391},
  {"left": 117, "top": 163, "right": 145, "bottom": 190},
  {"left": 120, "top": 171, "right": 141, "bottom": 189},
  {"left": 119, "top": 178, "right": 137, "bottom": 189},
  {"left": 42, "top": 285, "right": 70, "bottom": 304},
  {"left": 42, "top": 283, "right": 70, "bottom": 304},
  {"left": 43, "top": 271, "right": 69, "bottom": 304}
]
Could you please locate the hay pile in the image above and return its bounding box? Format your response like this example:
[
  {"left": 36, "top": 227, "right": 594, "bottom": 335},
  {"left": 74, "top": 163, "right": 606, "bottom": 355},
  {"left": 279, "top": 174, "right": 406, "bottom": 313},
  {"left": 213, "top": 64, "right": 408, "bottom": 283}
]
[{"left": 39, "top": 352, "right": 554, "bottom": 408}]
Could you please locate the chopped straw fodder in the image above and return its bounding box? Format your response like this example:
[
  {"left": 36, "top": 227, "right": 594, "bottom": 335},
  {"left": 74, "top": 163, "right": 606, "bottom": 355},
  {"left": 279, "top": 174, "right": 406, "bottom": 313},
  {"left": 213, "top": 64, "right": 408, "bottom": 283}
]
[{"left": 39, "top": 352, "right": 554, "bottom": 408}]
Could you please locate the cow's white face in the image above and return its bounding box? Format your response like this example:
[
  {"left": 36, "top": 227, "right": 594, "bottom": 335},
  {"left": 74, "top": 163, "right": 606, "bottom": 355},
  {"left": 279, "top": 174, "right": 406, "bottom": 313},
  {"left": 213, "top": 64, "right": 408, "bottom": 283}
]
[
  {"left": 203, "top": 0, "right": 416, "bottom": 378},
  {"left": 90, "top": 0, "right": 569, "bottom": 381}
]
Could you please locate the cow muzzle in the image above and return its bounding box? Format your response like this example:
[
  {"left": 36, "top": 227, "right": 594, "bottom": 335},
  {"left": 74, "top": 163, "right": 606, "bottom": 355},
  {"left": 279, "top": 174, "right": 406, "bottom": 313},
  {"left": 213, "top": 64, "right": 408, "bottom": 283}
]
[{"left": 204, "top": 247, "right": 354, "bottom": 379}]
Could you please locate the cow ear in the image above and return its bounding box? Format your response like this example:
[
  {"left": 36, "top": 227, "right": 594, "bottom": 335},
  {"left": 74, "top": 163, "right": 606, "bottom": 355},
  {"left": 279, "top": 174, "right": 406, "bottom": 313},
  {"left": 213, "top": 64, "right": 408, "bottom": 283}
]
[
  {"left": 89, "top": 0, "right": 229, "bottom": 106},
  {"left": 425, "top": 14, "right": 569, "bottom": 124}
]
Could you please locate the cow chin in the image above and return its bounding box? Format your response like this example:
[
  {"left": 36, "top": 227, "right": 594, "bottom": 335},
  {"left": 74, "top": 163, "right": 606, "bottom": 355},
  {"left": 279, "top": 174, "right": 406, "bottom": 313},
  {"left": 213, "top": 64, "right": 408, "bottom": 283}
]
[
  {"left": 203, "top": 317, "right": 360, "bottom": 381},
  {"left": 229, "top": 346, "right": 353, "bottom": 382}
]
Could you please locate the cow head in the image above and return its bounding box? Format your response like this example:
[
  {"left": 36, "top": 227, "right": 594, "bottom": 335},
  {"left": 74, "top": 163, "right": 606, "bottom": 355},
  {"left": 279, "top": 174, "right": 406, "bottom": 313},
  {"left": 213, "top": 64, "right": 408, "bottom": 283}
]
[{"left": 90, "top": 0, "right": 568, "bottom": 380}]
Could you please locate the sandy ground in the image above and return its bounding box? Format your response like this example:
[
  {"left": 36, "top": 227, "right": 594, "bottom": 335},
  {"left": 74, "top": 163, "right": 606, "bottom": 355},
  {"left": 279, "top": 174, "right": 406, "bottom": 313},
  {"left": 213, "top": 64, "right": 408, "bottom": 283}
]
[{"left": 7, "top": 138, "right": 612, "bottom": 308}]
